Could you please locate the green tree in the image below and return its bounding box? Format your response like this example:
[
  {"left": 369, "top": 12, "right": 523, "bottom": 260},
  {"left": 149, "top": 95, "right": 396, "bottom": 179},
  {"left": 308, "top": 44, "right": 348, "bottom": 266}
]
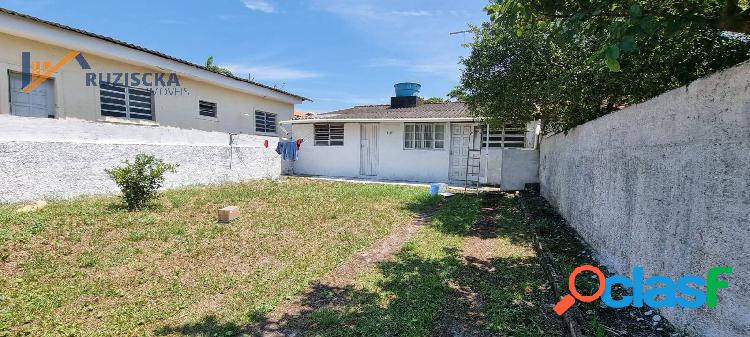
[
  {"left": 205, "top": 56, "right": 234, "bottom": 77},
  {"left": 456, "top": 1, "right": 749, "bottom": 132},
  {"left": 421, "top": 97, "right": 450, "bottom": 103},
  {"left": 488, "top": 0, "right": 750, "bottom": 70}
]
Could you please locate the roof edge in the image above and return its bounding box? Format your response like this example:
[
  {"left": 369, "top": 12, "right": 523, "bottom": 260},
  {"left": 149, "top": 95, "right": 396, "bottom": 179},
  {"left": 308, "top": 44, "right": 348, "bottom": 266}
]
[{"left": 0, "top": 7, "right": 309, "bottom": 102}]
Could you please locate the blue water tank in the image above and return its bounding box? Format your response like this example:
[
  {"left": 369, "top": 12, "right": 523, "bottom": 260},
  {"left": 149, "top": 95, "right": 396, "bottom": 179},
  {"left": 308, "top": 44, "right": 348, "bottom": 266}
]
[{"left": 394, "top": 82, "right": 421, "bottom": 97}]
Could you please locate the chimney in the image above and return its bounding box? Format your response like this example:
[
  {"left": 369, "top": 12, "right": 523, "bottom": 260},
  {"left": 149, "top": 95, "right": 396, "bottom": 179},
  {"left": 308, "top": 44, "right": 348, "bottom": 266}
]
[{"left": 391, "top": 82, "right": 421, "bottom": 108}]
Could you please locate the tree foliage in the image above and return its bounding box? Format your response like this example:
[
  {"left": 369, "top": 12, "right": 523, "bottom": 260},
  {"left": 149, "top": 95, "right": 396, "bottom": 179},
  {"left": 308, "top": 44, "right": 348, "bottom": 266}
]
[
  {"left": 421, "top": 97, "right": 450, "bottom": 103},
  {"left": 205, "top": 56, "right": 234, "bottom": 77},
  {"left": 455, "top": 0, "right": 750, "bottom": 132},
  {"left": 491, "top": 0, "right": 750, "bottom": 70}
]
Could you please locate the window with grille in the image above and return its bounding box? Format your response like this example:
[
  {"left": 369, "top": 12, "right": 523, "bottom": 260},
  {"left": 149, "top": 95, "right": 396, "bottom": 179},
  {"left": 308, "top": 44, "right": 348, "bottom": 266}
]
[
  {"left": 404, "top": 123, "right": 445, "bottom": 150},
  {"left": 199, "top": 101, "right": 217, "bottom": 118},
  {"left": 100, "top": 83, "right": 154, "bottom": 120},
  {"left": 483, "top": 125, "right": 526, "bottom": 148},
  {"left": 314, "top": 123, "right": 344, "bottom": 146},
  {"left": 255, "top": 111, "right": 277, "bottom": 133}
]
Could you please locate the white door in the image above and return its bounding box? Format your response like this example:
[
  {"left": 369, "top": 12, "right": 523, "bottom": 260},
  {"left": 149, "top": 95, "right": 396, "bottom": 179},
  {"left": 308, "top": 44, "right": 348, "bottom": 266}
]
[
  {"left": 360, "top": 124, "right": 379, "bottom": 176},
  {"left": 9, "top": 72, "right": 55, "bottom": 118},
  {"left": 449, "top": 124, "right": 475, "bottom": 181}
]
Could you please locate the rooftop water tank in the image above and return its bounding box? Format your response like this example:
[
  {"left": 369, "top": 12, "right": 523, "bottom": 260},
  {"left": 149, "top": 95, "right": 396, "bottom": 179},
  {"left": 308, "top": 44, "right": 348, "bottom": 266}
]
[{"left": 394, "top": 82, "right": 421, "bottom": 97}]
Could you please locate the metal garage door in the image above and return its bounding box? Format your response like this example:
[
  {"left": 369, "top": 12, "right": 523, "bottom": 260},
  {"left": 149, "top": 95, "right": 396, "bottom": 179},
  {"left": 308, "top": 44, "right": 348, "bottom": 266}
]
[{"left": 9, "top": 72, "right": 55, "bottom": 118}]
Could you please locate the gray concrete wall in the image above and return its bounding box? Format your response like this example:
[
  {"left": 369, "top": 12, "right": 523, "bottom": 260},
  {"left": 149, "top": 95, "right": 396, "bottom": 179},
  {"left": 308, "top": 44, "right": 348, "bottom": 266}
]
[
  {"left": 539, "top": 62, "right": 750, "bottom": 336},
  {"left": 485, "top": 148, "right": 540, "bottom": 191},
  {"left": 0, "top": 116, "right": 281, "bottom": 203}
]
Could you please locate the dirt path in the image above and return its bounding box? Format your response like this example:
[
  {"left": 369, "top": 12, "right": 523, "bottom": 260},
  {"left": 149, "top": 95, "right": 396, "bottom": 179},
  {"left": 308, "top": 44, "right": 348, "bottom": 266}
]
[
  {"left": 429, "top": 203, "right": 498, "bottom": 337},
  {"left": 248, "top": 210, "right": 435, "bottom": 337},
  {"left": 430, "top": 192, "right": 564, "bottom": 337}
]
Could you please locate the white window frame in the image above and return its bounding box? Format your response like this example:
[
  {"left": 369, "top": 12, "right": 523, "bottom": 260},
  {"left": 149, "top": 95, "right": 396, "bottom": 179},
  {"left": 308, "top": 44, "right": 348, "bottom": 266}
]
[
  {"left": 404, "top": 123, "right": 445, "bottom": 150},
  {"left": 482, "top": 125, "right": 527, "bottom": 148},
  {"left": 255, "top": 110, "right": 277, "bottom": 133},
  {"left": 199, "top": 100, "right": 217, "bottom": 118},
  {"left": 314, "top": 123, "right": 345, "bottom": 146},
  {"left": 99, "top": 82, "right": 154, "bottom": 121}
]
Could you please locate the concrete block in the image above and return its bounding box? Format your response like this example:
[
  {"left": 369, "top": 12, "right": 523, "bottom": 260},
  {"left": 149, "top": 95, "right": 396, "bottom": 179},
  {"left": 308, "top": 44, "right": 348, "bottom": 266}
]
[{"left": 218, "top": 206, "right": 240, "bottom": 223}]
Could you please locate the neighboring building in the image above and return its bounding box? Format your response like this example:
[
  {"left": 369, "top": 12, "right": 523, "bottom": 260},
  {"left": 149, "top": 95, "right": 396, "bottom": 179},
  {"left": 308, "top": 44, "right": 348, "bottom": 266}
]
[
  {"left": 293, "top": 111, "right": 314, "bottom": 120},
  {"left": 0, "top": 8, "right": 306, "bottom": 135},
  {"left": 283, "top": 83, "right": 541, "bottom": 190}
]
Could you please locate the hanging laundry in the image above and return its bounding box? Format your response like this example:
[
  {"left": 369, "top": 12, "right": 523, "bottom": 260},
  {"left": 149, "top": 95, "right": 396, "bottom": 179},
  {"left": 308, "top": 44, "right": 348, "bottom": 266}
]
[
  {"left": 295, "top": 138, "right": 304, "bottom": 150},
  {"left": 275, "top": 141, "right": 283, "bottom": 155},
  {"left": 263, "top": 140, "right": 269, "bottom": 148},
  {"left": 278, "top": 139, "right": 298, "bottom": 161}
]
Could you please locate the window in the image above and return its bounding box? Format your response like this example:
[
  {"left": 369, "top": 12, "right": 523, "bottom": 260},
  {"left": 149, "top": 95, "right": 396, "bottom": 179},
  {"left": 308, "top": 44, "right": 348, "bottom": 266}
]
[
  {"left": 404, "top": 123, "right": 445, "bottom": 150},
  {"left": 199, "top": 100, "right": 217, "bottom": 118},
  {"left": 482, "top": 125, "right": 526, "bottom": 148},
  {"left": 314, "top": 123, "right": 344, "bottom": 146},
  {"left": 255, "top": 111, "right": 277, "bottom": 133},
  {"left": 100, "top": 83, "right": 153, "bottom": 120}
]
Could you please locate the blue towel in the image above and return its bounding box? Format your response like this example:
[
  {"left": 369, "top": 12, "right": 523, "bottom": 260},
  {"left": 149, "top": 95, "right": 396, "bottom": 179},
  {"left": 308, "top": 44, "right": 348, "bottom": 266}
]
[{"left": 280, "top": 140, "right": 298, "bottom": 161}]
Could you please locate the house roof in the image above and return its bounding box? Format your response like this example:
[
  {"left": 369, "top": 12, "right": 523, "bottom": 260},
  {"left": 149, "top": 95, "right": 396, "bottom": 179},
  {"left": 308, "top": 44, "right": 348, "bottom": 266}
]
[
  {"left": 306, "top": 102, "right": 472, "bottom": 121},
  {"left": 0, "top": 7, "right": 308, "bottom": 102}
]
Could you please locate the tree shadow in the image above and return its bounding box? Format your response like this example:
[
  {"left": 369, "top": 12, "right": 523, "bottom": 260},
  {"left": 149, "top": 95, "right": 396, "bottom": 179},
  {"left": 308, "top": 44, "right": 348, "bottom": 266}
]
[{"left": 153, "top": 192, "right": 562, "bottom": 337}]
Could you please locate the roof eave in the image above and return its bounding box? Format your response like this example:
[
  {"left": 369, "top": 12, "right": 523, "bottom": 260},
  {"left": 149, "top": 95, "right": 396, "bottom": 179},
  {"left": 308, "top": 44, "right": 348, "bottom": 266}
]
[
  {"left": 281, "top": 117, "right": 478, "bottom": 124},
  {"left": 0, "top": 9, "right": 308, "bottom": 104}
]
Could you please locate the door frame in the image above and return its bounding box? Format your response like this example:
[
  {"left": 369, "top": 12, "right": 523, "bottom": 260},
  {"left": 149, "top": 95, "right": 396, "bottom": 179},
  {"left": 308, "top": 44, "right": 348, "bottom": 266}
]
[
  {"left": 448, "top": 123, "right": 482, "bottom": 182},
  {"left": 8, "top": 70, "right": 57, "bottom": 118},
  {"left": 359, "top": 123, "right": 379, "bottom": 176}
]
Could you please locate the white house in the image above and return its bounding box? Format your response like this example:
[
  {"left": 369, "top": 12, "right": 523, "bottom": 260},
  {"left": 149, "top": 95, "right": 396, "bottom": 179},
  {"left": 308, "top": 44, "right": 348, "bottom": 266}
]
[
  {"left": 0, "top": 8, "right": 306, "bottom": 136},
  {"left": 283, "top": 84, "right": 541, "bottom": 190}
]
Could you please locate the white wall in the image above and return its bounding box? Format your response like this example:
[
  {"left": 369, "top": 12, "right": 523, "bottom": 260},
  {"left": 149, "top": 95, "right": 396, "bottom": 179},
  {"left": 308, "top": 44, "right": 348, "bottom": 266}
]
[
  {"left": 539, "top": 62, "right": 750, "bottom": 336},
  {"left": 289, "top": 121, "right": 540, "bottom": 187},
  {"left": 290, "top": 122, "right": 452, "bottom": 182},
  {"left": 0, "top": 116, "right": 281, "bottom": 203},
  {"left": 485, "top": 148, "right": 539, "bottom": 190}
]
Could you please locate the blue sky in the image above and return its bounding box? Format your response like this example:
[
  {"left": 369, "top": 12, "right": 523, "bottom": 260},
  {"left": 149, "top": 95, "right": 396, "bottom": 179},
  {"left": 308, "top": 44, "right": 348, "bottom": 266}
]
[{"left": 0, "top": 0, "right": 488, "bottom": 112}]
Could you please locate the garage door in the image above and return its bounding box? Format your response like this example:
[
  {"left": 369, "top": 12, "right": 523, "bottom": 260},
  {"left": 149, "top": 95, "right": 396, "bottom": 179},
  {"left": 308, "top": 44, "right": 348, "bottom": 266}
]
[{"left": 9, "top": 72, "right": 55, "bottom": 118}]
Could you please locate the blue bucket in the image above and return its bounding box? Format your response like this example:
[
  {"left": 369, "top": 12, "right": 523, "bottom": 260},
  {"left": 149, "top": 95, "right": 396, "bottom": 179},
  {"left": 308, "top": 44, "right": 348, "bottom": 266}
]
[{"left": 429, "top": 183, "right": 441, "bottom": 196}]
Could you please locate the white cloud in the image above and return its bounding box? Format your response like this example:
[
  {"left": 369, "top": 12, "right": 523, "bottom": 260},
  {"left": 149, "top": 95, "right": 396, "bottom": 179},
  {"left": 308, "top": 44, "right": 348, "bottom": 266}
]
[
  {"left": 391, "top": 10, "right": 433, "bottom": 17},
  {"left": 369, "top": 57, "right": 461, "bottom": 79},
  {"left": 241, "top": 0, "right": 276, "bottom": 13},
  {"left": 224, "top": 64, "right": 323, "bottom": 81}
]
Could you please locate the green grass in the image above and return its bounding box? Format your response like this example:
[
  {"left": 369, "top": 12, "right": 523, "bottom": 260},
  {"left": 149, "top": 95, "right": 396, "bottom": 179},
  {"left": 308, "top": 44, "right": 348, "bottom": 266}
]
[
  {"left": 307, "top": 195, "right": 481, "bottom": 337},
  {"left": 0, "top": 178, "right": 438, "bottom": 337},
  {"left": 306, "top": 193, "right": 562, "bottom": 337}
]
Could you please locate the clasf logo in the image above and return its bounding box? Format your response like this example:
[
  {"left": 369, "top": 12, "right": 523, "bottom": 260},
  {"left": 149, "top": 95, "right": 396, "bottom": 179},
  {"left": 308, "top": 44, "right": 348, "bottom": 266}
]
[{"left": 553, "top": 265, "right": 733, "bottom": 315}]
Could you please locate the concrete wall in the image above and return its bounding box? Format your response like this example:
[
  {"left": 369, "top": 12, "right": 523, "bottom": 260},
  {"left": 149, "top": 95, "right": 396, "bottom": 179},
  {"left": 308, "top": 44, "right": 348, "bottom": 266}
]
[
  {"left": 485, "top": 148, "right": 539, "bottom": 190},
  {"left": 539, "top": 62, "right": 750, "bottom": 336},
  {"left": 0, "top": 32, "right": 294, "bottom": 135},
  {"left": 0, "top": 115, "right": 281, "bottom": 203}
]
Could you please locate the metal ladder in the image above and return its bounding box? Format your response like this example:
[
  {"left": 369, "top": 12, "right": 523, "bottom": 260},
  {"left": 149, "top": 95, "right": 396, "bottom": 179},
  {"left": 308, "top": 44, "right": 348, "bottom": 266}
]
[{"left": 464, "top": 129, "right": 482, "bottom": 193}]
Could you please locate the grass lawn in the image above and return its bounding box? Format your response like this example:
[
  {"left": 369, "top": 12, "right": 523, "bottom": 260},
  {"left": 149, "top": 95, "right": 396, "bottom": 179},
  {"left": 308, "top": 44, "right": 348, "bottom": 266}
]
[
  {"left": 306, "top": 193, "right": 561, "bottom": 337},
  {"left": 0, "top": 178, "right": 438, "bottom": 336}
]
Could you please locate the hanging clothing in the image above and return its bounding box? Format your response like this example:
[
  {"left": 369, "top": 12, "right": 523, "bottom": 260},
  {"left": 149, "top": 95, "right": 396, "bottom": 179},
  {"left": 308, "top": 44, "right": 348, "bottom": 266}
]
[{"left": 279, "top": 140, "right": 298, "bottom": 161}]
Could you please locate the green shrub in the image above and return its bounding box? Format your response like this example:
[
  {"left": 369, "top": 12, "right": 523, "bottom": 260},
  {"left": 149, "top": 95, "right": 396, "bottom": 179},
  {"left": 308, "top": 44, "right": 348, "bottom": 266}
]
[{"left": 106, "top": 154, "right": 177, "bottom": 211}]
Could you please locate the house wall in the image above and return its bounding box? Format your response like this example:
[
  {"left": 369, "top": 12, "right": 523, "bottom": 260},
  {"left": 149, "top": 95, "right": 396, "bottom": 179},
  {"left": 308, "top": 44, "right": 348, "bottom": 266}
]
[
  {"left": 290, "top": 121, "right": 541, "bottom": 189},
  {"left": 290, "top": 122, "right": 453, "bottom": 182},
  {"left": 538, "top": 61, "right": 750, "bottom": 336},
  {"left": 0, "top": 32, "right": 293, "bottom": 135},
  {"left": 0, "top": 115, "right": 280, "bottom": 203}
]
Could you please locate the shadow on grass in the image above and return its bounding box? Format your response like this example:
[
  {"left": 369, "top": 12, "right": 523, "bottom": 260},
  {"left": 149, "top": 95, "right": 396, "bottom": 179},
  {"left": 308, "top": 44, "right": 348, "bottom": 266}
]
[{"left": 154, "top": 193, "right": 562, "bottom": 337}]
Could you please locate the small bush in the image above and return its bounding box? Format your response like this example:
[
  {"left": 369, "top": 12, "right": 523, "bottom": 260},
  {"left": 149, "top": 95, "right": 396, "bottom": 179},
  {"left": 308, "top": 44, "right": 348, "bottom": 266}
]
[{"left": 106, "top": 154, "right": 177, "bottom": 211}]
